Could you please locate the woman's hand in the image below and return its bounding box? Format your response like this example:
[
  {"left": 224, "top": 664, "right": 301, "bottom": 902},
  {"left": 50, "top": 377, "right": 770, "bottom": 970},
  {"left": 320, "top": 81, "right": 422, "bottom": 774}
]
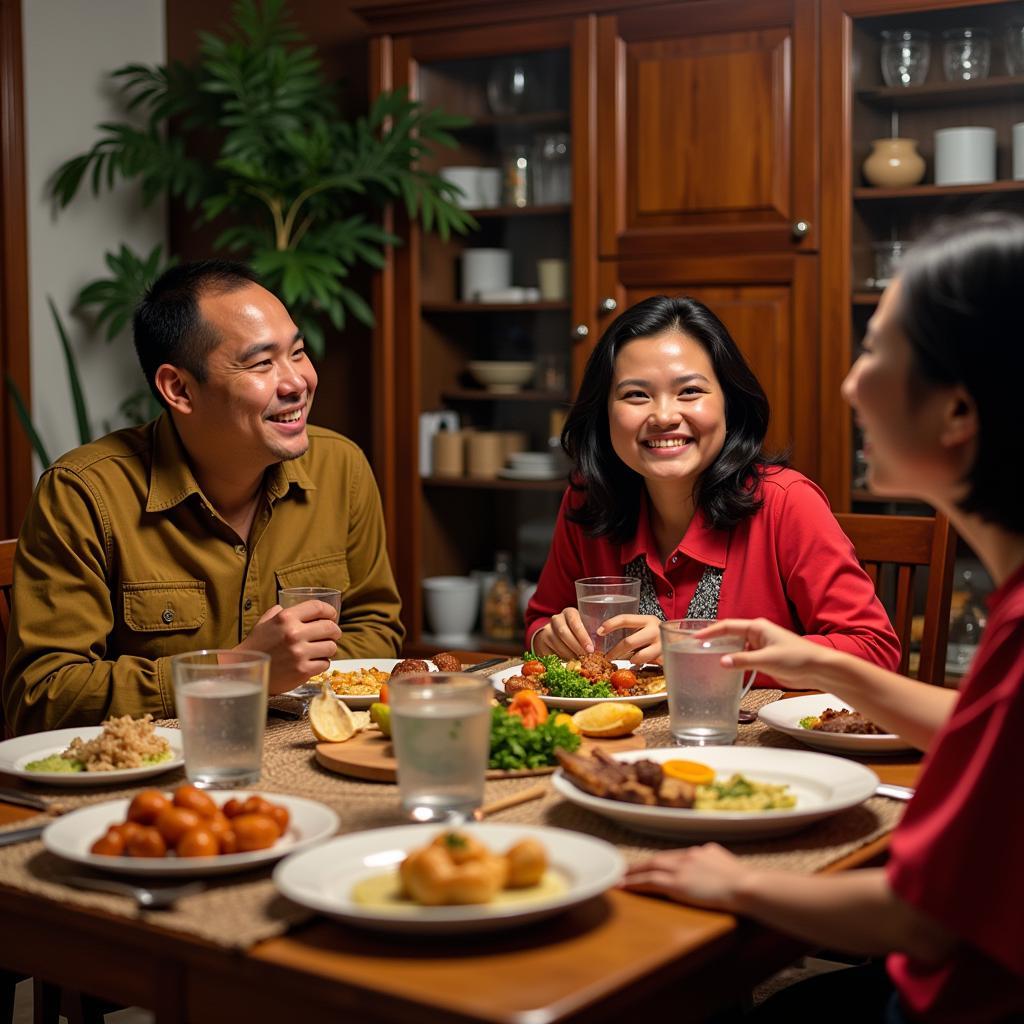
[
  {"left": 601, "top": 615, "right": 664, "bottom": 664},
  {"left": 531, "top": 608, "right": 595, "bottom": 659},
  {"left": 622, "top": 844, "right": 751, "bottom": 912},
  {"left": 697, "top": 618, "right": 836, "bottom": 687}
]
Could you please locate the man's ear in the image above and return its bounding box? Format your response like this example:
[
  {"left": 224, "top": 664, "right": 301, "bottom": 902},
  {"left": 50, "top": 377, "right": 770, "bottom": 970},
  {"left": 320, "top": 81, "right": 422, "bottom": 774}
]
[
  {"left": 939, "top": 385, "right": 978, "bottom": 450},
  {"left": 154, "top": 364, "right": 195, "bottom": 414}
]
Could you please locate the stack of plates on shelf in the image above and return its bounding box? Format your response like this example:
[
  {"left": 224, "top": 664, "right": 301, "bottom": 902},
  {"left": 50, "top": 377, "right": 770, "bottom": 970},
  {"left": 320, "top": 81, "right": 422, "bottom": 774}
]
[{"left": 498, "top": 451, "right": 565, "bottom": 481}]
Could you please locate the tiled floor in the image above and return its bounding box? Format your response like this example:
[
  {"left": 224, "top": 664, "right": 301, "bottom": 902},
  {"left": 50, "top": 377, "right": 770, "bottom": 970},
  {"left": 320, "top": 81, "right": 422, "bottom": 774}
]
[{"left": 12, "top": 980, "right": 153, "bottom": 1024}]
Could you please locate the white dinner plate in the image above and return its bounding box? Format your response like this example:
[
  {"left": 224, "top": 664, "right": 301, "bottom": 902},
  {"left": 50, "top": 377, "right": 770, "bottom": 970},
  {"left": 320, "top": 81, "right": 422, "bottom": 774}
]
[
  {"left": 273, "top": 822, "right": 624, "bottom": 934},
  {"left": 281, "top": 659, "right": 438, "bottom": 708},
  {"left": 490, "top": 663, "right": 667, "bottom": 710},
  {"left": 43, "top": 791, "right": 339, "bottom": 877},
  {"left": 757, "top": 694, "right": 914, "bottom": 754},
  {"left": 0, "top": 727, "right": 184, "bottom": 787},
  {"left": 552, "top": 747, "right": 879, "bottom": 840}
]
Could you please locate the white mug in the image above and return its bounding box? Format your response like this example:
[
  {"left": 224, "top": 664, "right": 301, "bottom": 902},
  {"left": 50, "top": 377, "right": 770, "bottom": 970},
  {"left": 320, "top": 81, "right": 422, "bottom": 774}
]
[
  {"left": 476, "top": 168, "right": 502, "bottom": 208},
  {"left": 1013, "top": 123, "right": 1024, "bottom": 181},
  {"left": 934, "top": 126, "right": 996, "bottom": 186},
  {"left": 461, "top": 249, "right": 512, "bottom": 302},
  {"left": 440, "top": 166, "right": 481, "bottom": 208}
]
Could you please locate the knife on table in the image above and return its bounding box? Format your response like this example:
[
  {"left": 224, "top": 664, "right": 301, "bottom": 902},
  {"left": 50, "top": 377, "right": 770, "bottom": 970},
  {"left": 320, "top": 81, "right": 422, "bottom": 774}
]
[{"left": 0, "top": 822, "right": 47, "bottom": 847}]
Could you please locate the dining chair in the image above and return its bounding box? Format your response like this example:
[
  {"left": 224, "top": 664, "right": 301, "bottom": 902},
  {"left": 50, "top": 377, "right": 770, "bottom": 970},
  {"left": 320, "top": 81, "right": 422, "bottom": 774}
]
[
  {"left": 0, "top": 537, "right": 14, "bottom": 679},
  {"left": 834, "top": 512, "right": 957, "bottom": 684}
]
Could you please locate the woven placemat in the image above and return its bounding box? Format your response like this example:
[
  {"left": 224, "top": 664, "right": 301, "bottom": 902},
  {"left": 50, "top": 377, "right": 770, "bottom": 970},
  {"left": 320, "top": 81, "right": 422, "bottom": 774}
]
[{"left": 0, "top": 685, "right": 905, "bottom": 950}]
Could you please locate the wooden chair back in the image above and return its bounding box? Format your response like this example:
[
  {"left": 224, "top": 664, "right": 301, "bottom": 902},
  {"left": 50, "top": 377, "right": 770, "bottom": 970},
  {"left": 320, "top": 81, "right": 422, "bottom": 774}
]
[{"left": 834, "top": 512, "right": 956, "bottom": 684}]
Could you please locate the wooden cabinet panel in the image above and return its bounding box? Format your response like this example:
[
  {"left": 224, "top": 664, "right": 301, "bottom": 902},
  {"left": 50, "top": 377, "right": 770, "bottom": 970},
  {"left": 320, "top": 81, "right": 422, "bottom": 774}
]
[
  {"left": 597, "top": 0, "right": 818, "bottom": 257},
  {"left": 596, "top": 255, "right": 819, "bottom": 478}
]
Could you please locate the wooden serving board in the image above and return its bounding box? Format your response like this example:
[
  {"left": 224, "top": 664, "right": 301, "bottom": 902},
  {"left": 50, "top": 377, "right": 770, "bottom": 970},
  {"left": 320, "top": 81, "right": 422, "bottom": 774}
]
[{"left": 315, "top": 730, "right": 646, "bottom": 783}]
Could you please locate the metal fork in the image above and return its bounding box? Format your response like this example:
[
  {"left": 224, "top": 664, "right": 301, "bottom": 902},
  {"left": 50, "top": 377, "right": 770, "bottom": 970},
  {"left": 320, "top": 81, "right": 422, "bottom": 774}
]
[{"left": 61, "top": 874, "right": 205, "bottom": 909}]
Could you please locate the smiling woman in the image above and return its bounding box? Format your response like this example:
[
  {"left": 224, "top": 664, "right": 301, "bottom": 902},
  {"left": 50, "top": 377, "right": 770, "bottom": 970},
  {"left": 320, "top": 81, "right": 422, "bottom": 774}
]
[{"left": 524, "top": 295, "right": 900, "bottom": 674}]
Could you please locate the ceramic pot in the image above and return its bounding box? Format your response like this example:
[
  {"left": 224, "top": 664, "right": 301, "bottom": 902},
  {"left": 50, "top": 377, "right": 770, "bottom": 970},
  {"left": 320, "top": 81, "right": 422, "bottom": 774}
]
[{"left": 862, "top": 138, "right": 926, "bottom": 187}]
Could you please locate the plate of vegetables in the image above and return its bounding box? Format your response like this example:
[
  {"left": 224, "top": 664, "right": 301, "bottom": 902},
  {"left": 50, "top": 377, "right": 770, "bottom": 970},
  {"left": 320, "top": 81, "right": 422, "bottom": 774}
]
[{"left": 490, "top": 654, "right": 668, "bottom": 711}]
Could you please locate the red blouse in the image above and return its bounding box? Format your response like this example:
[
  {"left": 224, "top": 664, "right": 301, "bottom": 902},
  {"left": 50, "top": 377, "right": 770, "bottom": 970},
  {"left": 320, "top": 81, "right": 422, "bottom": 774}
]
[
  {"left": 886, "top": 561, "right": 1024, "bottom": 1022},
  {"left": 524, "top": 467, "right": 900, "bottom": 677}
]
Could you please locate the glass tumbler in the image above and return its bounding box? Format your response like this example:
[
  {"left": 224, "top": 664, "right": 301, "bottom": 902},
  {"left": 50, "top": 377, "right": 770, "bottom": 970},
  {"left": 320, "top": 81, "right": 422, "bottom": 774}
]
[
  {"left": 943, "top": 28, "right": 990, "bottom": 81},
  {"left": 880, "top": 29, "right": 931, "bottom": 86},
  {"left": 574, "top": 576, "right": 641, "bottom": 655},
  {"left": 1005, "top": 22, "right": 1024, "bottom": 75},
  {"left": 172, "top": 650, "right": 269, "bottom": 788},
  {"left": 532, "top": 132, "right": 571, "bottom": 204}
]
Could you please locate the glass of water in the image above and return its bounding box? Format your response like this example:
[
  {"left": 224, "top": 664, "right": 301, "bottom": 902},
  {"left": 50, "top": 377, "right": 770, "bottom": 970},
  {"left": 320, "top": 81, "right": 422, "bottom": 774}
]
[
  {"left": 390, "top": 673, "right": 492, "bottom": 822},
  {"left": 659, "top": 620, "right": 754, "bottom": 746},
  {"left": 880, "top": 29, "right": 931, "bottom": 87},
  {"left": 575, "top": 576, "right": 641, "bottom": 655},
  {"left": 171, "top": 650, "right": 269, "bottom": 788},
  {"left": 943, "top": 27, "right": 990, "bottom": 81},
  {"left": 278, "top": 587, "right": 342, "bottom": 618}
]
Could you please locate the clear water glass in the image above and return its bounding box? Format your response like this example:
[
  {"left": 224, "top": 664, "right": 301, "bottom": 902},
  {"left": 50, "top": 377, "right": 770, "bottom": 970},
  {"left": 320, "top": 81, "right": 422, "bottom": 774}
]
[
  {"left": 390, "top": 673, "right": 493, "bottom": 821},
  {"left": 660, "top": 620, "right": 751, "bottom": 746},
  {"left": 278, "top": 587, "right": 342, "bottom": 618},
  {"left": 172, "top": 650, "right": 269, "bottom": 788},
  {"left": 1004, "top": 22, "right": 1024, "bottom": 75},
  {"left": 574, "top": 576, "right": 641, "bottom": 655},
  {"left": 880, "top": 29, "right": 931, "bottom": 87},
  {"left": 943, "top": 28, "right": 990, "bottom": 81},
  {"left": 532, "top": 132, "right": 571, "bottom": 205}
]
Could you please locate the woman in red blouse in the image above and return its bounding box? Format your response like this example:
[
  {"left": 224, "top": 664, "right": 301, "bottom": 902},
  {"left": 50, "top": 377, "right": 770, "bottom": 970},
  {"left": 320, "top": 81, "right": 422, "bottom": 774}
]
[
  {"left": 525, "top": 295, "right": 898, "bottom": 672},
  {"left": 624, "top": 212, "right": 1024, "bottom": 1022}
]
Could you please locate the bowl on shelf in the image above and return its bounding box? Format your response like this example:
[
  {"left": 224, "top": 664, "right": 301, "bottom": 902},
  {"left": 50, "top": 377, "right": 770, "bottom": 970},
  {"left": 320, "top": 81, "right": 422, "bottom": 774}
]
[{"left": 467, "top": 361, "right": 535, "bottom": 393}]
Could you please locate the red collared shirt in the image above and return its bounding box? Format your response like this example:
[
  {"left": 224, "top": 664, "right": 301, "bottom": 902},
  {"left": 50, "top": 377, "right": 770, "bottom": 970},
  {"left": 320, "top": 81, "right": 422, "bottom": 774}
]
[
  {"left": 886, "top": 562, "right": 1024, "bottom": 1023},
  {"left": 525, "top": 467, "right": 899, "bottom": 677}
]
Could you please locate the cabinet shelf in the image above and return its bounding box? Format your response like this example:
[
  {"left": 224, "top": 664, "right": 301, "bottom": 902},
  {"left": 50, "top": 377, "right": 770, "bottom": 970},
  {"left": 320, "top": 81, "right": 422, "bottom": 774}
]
[
  {"left": 857, "top": 75, "right": 1024, "bottom": 109},
  {"left": 423, "top": 475, "right": 566, "bottom": 492},
  {"left": 442, "top": 389, "right": 571, "bottom": 403},
  {"left": 465, "top": 203, "right": 570, "bottom": 218},
  {"left": 421, "top": 301, "right": 571, "bottom": 313},
  {"left": 852, "top": 291, "right": 882, "bottom": 306},
  {"left": 854, "top": 180, "right": 1024, "bottom": 201},
  {"left": 852, "top": 488, "right": 929, "bottom": 510},
  {"left": 453, "top": 110, "right": 569, "bottom": 130}
]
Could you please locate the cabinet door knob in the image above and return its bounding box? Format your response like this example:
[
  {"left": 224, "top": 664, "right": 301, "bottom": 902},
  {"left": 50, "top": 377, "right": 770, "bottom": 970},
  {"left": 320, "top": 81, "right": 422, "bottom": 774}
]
[
  {"left": 599, "top": 297, "right": 618, "bottom": 314},
  {"left": 792, "top": 220, "right": 811, "bottom": 239},
  {"left": 573, "top": 323, "right": 589, "bottom": 338}
]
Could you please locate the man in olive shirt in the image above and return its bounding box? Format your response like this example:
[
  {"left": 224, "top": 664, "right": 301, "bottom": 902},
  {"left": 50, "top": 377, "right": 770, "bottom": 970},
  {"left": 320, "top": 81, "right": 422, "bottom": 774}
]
[{"left": 3, "top": 261, "right": 403, "bottom": 734}]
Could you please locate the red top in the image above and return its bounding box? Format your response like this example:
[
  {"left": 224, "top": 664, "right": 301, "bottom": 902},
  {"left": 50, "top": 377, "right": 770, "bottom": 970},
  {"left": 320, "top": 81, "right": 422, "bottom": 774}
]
[
  {"left": 887, "top": 561, "right": 1024, "bottom": 1023},
  {"left": 525, "top": 466, "right": 900, "bottom": 677}
]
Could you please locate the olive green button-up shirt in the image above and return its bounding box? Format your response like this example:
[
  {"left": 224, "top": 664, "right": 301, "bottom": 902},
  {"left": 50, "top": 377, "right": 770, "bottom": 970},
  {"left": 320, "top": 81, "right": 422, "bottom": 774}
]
[{"left": 3, "top": 414, "right": 403, "bottom": 734}]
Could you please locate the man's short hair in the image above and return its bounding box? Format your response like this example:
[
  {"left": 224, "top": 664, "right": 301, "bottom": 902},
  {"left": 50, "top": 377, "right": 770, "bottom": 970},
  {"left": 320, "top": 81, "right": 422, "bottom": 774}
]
[{"left": 133, "top": 259, "right": 262, "bottom": 407}]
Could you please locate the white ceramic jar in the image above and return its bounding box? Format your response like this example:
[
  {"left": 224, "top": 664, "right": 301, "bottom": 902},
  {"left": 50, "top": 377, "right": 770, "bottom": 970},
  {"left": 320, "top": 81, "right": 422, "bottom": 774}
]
[{"left": 934, "top": 126, "right": 996, "bottom": 185}]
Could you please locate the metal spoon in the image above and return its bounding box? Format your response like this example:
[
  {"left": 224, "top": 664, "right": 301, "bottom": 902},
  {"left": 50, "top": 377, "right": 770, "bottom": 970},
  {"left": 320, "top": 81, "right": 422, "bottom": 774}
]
[{"left": 61, "top": 874, "right": 205, "bottom": 909}]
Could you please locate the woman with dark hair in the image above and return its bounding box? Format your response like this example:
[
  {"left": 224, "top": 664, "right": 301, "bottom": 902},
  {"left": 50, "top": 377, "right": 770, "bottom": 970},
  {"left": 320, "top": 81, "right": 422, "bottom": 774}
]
[
  {"left": 525, "top": 295, "right": 898, "bottom": 670},
  {"left": 623, "top": 213, "right": 1024, "bottom": 1022}
]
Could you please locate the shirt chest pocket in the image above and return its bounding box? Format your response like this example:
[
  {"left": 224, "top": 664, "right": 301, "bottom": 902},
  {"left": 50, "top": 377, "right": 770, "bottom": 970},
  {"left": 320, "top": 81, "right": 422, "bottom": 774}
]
[
  {"left": 275, "top": 552, "right": 350, "bottom": 595},
  {"left": 122, "top": 581, "right": 207, "bottom": 633}
]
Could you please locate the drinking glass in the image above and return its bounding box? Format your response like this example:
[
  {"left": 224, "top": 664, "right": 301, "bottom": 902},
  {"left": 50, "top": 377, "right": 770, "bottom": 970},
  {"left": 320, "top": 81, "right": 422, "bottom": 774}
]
[
  {"left": 659, "top": 620, "right": 756, "bottom": 746},
  {"left": 172, "top": 650, "right": 269, "bottom": 788},
  {"left": 532, "top": 132, "right": 571, "bottom": 204},
  {"left": 574, "top": 576, "right": 641, "bottom": 655},
  {"left": 880, "top": 29, "right": 931, "bottom": 87},
  {"left": 1005, "top": 22, "right": 1024, "bottom": 75},
  {"left": 278, "top": 587, "right": 342, "bottom": 618},
  {"left": 943, "top": 28, "right": 990, "bottom": 81},
  {"left": 389, "top": 673, "right": 493, "bottom": 821}
]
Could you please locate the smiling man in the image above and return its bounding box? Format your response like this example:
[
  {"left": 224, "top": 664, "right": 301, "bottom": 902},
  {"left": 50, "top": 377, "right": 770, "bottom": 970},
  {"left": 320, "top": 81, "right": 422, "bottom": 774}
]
[{"left": 3, "top": 261, "right": 403, "bottom": 734}]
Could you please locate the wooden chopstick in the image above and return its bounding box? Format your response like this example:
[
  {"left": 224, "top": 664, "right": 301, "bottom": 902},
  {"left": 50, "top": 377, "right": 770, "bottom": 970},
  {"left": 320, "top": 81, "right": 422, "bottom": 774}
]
[{"left": 475, "top": 782, "right": 549, "bottom": 820}]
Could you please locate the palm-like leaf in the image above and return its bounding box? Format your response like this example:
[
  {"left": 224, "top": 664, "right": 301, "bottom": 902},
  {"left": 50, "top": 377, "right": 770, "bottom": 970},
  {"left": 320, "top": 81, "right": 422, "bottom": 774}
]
[
  {"left": 6, "top": 375, "right": 52, "bottom": 467},
  {"left": 77, "top": 244, "right": 175, "bottom": 340},
  {"left": 48, "top": 297, "right": 91, "bottom": 446}
]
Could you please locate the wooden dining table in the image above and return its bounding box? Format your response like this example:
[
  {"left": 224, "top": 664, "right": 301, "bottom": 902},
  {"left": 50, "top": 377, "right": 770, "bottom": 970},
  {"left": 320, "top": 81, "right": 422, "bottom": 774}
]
[{"left": 0, "top": 658, "right": 921, "bottom": 1024}]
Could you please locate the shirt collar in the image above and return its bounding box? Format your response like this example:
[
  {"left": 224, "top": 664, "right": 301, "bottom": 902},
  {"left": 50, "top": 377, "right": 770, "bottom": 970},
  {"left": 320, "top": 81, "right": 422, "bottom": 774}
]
[
  {"left": 620, "top": 490, "right": 729, "bottom": 570},
  {"left": 146, "top": 413, "right": 316, "bottom": 512}
]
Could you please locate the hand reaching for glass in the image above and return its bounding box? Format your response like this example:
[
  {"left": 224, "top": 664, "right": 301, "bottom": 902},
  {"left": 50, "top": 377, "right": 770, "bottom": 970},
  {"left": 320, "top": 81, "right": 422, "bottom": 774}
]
[
  {"left": 236, "top": 592, "right": 342, "bottom": 694},
  {"left": 695, "top": 618, "right": 834, "bottom": 686}
]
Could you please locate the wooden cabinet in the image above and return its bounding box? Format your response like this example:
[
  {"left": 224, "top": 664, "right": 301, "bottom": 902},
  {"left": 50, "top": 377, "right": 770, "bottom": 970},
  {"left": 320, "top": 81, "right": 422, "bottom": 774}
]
[
  {"left": 819, "top": 0, "right": 1024, "bottom": 509},
  {"left": 595, "top": 0, "right": 820, "bottom": 258}
]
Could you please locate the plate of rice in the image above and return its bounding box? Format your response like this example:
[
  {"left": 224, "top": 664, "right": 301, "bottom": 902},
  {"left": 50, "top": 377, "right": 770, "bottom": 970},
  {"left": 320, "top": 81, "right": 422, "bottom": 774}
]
[
  {"left": 0, "top": 715, "right": 183, "bottom": 786},
  {"left": 279, "top": 659, "right": 439, "bottom": 708}
]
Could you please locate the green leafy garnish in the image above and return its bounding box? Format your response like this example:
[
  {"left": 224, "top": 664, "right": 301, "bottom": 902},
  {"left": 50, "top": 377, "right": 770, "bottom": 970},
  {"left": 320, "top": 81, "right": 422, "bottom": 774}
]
[
  {"left": 799, "top": 716, "right": 820, "bottom": 731},
  {"left": 522, "top": 653, "right": 614, "bottom": 699},
  {"left": 488, "top": 705, "right": 581, "bottom": 771}
]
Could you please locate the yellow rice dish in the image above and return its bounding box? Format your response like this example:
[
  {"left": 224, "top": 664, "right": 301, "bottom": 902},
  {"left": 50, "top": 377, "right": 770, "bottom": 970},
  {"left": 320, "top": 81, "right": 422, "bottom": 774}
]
[
  {"left": 694, "top": 773, "right": 797, "bottom": 811},
  {"left": 308, "top": 666, "right": 389, "bottom": 698}
]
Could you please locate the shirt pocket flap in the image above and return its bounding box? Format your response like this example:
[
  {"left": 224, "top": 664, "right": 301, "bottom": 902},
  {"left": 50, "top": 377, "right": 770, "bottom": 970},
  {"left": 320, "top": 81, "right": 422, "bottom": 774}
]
[
  {"left": 123, "top": 581, "right": 207, "bottom": 632},
  {"left": 275, "top": 552, "right": 350, "bottom": 593}
]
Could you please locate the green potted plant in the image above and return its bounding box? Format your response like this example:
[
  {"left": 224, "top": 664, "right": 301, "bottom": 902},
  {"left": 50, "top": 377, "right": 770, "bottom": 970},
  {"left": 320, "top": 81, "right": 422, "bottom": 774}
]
[{"left": 51, "top": 0, "right": 473, "bottom": 357}]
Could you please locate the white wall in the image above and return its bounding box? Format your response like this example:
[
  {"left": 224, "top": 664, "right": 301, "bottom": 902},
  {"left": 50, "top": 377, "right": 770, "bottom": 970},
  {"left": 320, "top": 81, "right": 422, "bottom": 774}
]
[{"left": 21, "top": 0, "right": 166, "bottom": 469}]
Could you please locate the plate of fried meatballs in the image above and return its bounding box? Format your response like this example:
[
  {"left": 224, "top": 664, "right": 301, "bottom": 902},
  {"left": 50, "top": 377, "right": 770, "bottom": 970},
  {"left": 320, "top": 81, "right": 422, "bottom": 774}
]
[{"left": 282, "top": 654, "right": 463, "bottom": 708}]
